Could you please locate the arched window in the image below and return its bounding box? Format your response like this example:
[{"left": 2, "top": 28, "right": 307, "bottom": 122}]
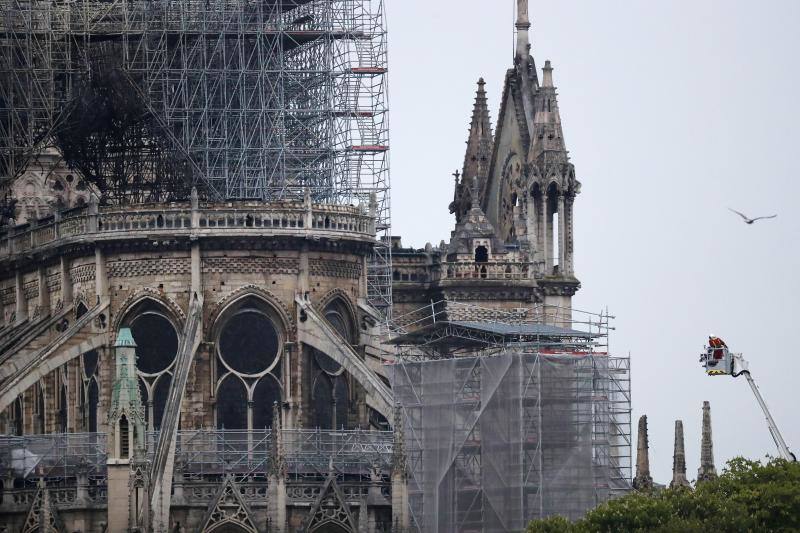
[
  {"left": 119, "top": 415, "right": 130, "bottom": 458},
  {"left": 129, "top": 310, "right": 179, "bottom": 374},
  {"left": 252, "top": 376, "right": 281, "bottom": 430},
  {"left": 139, "top": 378, "right": 149, "bottom": 428},
  {"left": 214, "top": 296, "right": 284, "bottom": 432},
  {"left": 87, "top": 378, "right": 99, "bottom": 432},
  {"left": 122, "top": 299, "right": 180, "bottom": 432},
  {"left": 218, "top": 307, "right": 280, "bottom": 375},
  {"left": 475, "top": 246, "right": 489, "bottom": 263},
  {"left": 311, "top": 299, "right": 355, "bottom": 429},
  {"left": 216, "top": 376, "right": 247, "bottom": 430},
  {"left": 312, "top": 375, "right": 334, "bottom": 430},
  {"left": 58, "top": 384, "right": 68, "bottom": 433},
  {"left": 151, "top": 374, "right": 172, "bottom": 430},
  {"left": 12, "top": 396, "right": 23, "bottom": 436},
  {"left": 78, "top": 350, "right": 100, "bottom": 432},
  {"left": 34, "top": 383, "right": 45, "bottom": 434},
  {"left": 324, "top": 298, "right": 355, "bottom": 344}
]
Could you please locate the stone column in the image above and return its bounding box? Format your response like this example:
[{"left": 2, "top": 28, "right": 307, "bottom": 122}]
[
  {"left": 191, "top": 187, "right": 202, "bottom": 301},
  {"left": 557, "top": 194, "right": 566, "bottom": 273},
  {"left": 565, "top": 196, "right": 575, "bottom": 275},
  {"left": 697, "top": 401, "right": 717, "bottom": 483},
  {"left": 542, "top": 195, "right": 551, "bottom": 272},
  {"left": 391, "top": 408, "right": 409, "bottom": 531},
  {"left": 37, "top": 266, "right": 49, "bottom": 315},
  {"left": 298, "top": 242, "right": 310, "bottom": 297},
  {"left": 60, "top": 256, "right": 73, "bottom": 308},
  {"left": 670, "top": 420, "right": 691, "bottom": 488},
  {"left": 525, "top": 192, "right": 538, "bottom": 254},
  {"left": 632, "top": 415, "right": 653, "bottom": 491},
  {"left": 267, "top": 403, "right": 287, "bottom": 532},
  {"left": 95, "top": 247, "right": 108, "bottom": 304},
  {"left": 15, "top": 270, "right": 27, "bottom": 324}
]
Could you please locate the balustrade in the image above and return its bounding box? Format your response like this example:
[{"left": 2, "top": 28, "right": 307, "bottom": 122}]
[
  {"left": 442, "top": 261, "right": 533, "bottom": 281},
  {"left": 0, "top": 202, "right": 375, "bottom": 261}
]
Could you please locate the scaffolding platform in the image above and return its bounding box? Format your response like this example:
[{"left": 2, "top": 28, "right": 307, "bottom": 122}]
[{"left": 388, "top": 301, "right": 632, "bottom": 531}]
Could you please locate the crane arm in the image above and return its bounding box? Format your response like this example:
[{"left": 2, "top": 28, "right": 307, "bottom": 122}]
[{"left": 732, "top": 354, "right": 796, "bottom": 462}]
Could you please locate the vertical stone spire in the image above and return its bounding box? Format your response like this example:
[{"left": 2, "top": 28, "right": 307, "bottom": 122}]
[
  {"left": 670, "top": 420, "right": 691, "bottom": 488},
  {"left": 451, "top": 78, "right": 494, "bottom": 223},
  {"left": 515, "top": 0, "right": 531, "bottom": 59},
  {"left": 108, "top": 328, "right": 146, "bottom": 457},
  {"left": 697, "top": 401, "right": 717, "bottom": 482},
  {"left": 529, "top": 61, "right": 568, "bottom": 163},
  {"left": 632, "top": 415, "right": 653, "bottom": 490}
]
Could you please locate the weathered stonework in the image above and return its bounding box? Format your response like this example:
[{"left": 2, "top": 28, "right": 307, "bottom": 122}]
[{"left": 0, "top": 1, "right": 593, "bottom": 530}]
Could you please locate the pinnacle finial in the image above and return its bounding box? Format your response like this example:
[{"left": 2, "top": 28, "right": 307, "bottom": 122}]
[
  {"left": 516, "top": 0, "right": 531, "bottom": 59},
  {"left": 698, "top": 401, "right": 717, "bottom": 482},
  {"left": 542, "top": 60, "right": 554, "bottom": 88},
  {"left": 633, "top": 415, "right": 653, "bottom": 491},
  {"left": 671, "top": 420, "right": 691, "bottom": 488}
]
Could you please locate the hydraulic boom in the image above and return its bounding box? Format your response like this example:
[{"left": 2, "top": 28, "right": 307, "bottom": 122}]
[{"left": 701, "top": 337, "right": 796, "bottom": 462}]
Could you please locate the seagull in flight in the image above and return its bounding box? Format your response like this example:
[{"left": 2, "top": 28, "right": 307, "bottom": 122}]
[{"left": 728, "top": 208, "right": 777, "bottom": 225}]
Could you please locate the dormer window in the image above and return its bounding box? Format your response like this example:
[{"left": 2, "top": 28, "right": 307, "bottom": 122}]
[{"left": 475, "top": 245, "right": 489, "bottom": 263}]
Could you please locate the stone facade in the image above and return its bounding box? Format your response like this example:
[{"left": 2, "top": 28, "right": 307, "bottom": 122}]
[
  {"left": 0, "top": 199, "right": 397, "bottom": 532},
  {"left": 393, "top": 2, "right": 581, "bottom": 324},
  {"left": 0, "top": 0, "right": 586, "bottom": 530}
]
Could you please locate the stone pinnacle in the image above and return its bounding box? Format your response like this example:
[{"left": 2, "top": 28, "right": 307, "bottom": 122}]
[
  {"left": 670, "top": 420, "right": 691, "bottom": 488},
  {"left": 633, "top": 415, "right": 653, "bottom": 491},
  {"left": 697, "top": 401, "right": 717, "bottom": 483}
]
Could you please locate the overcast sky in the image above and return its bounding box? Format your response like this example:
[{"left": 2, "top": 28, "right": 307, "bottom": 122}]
[{"left": 388, "top": 0, "right": 800, "bottom": 484}]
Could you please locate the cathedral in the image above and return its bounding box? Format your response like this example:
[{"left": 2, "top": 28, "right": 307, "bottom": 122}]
[{"left": 0, "top": 1, "right": 628, "bottom": 531}]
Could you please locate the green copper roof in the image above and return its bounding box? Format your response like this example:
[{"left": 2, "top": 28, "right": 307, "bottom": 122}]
[{"left": 115, "top": 328, "right": 137, "bottom": 348}]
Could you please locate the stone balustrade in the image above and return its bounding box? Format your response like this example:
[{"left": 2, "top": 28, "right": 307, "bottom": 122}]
[
  {"left": 0, "top": 201, "right": 376, "bottom": 260},
  {"left": 442, "top": 261, "right": 534, "bottom": 281}
]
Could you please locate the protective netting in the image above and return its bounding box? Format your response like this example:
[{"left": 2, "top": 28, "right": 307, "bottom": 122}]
[{"left": 390, "top": 350, "right": 629, "bottom": 532}]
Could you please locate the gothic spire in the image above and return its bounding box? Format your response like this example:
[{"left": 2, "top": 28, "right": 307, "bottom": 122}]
[
  {"left": 633, "top": 415, "right": 653, "bottom": 491},
  {"left": 451, "top": 78, "right": 493, "bottom": 222},
  {"left": 670, "top": 420, "right": 691, "bottom": 488},
  {"left": 462, "top": 78, "right": 493, "bottom": 184},
  {"left": 515, "top": 0, "right": 531, "bottom": 60},
  {"left": 529, "top": 60, "right": 568, "bottom": 166},
  {"left": 698, "top": 401, "right": 718, "bottom": 482}
]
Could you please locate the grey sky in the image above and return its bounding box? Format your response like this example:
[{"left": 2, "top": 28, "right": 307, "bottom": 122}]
[{"left": 388, "top": 0, "right": 800, "bottom": 484}]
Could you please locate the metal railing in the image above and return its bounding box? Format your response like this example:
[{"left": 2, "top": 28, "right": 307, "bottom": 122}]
[
  {"left": 0, "top": 432, "right": 107, "bottom": 479},
  {"left": 0, "top": 429, "right": 392, "bottom": 480}
]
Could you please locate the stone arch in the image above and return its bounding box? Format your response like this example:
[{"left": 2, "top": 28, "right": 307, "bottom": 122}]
[
  {"left": 199, "top": 477, "right": 258, "bottom": 533},
  {"left": 311, "top": 372, "right": 350, "bottom": 430},
  {"left": 74, "top": 296, "right": 89, "bottom": 320},
  {"left": 546, "top": 179, "right": 562, "bottom": 197},
  {"left": 206, "top": 524, "right": 253, "bottom": 533},
  {"left": 215, "top": 374, "right": 248, "bottom": 430},
  {"left": 212, "top": 289, "right": 287, "bottom": 431},
  {"left": 311, "top": 523, "right": 351, "bottom": 533},
  {"left": 117, "top": 293, "right": 182, "bottom": 430},
  {"left": 306, "top": 473, "right": 358, "bottom": 533},
  {"left": 317, "top": 289, "right": 358, "bottom": 344},
  {"left": 112, "top": 288, "right": 186, "bottom": 334},
  {"left": 212, "top": 296, "right": 285, "bottom": 377},
  {"left": 207, "top": 285, "right": 293, "bottom": 339},
  {"left": 499, "top": 152, "right": 524, "bottom": 241}
]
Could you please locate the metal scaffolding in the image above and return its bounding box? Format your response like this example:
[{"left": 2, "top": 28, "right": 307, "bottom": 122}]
[
  {"left": 389, "top": 302, "right": 632, "bottom": 531},
  {"left": 0, "top": 0, "right": 392, "bottom": 312},
  {"left": 0, "top": 429, "right": 393, "bottom": 479}
]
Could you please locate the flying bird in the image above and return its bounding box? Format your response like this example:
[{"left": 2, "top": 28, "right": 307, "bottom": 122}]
[{"left": 728, "top": 208, "right": 777, "bottom": 225}]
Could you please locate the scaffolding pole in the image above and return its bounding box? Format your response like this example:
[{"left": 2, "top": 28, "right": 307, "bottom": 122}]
[{"left": 0, "top": 0, "right": 392, "bottom": 314}]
